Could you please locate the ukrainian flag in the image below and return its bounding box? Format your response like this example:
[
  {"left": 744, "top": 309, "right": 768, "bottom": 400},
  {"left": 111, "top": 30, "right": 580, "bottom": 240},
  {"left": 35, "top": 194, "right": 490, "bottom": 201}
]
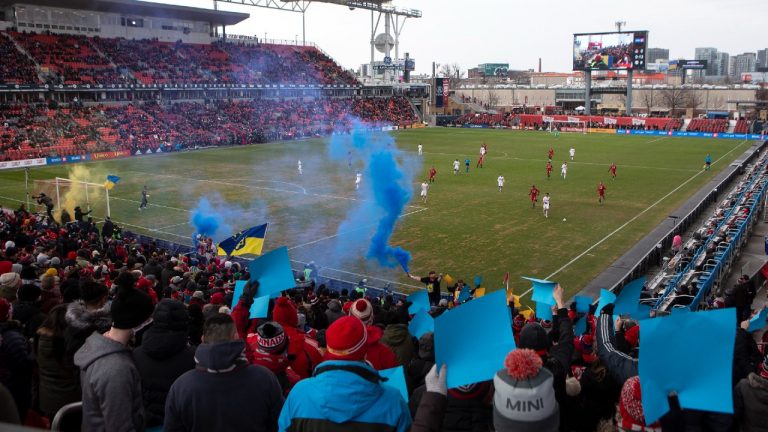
[
  {"left": 104, "top": 175, "right": 120, "bottom": 190},
  {"left": 217, "top": 224, "right": 268, "bottom": 257}
]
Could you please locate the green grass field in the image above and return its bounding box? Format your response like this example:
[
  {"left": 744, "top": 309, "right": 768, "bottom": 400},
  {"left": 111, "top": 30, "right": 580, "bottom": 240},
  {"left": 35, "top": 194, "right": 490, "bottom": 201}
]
[{"left": 0, "top": 129, "right": 752, "bottom": 301}]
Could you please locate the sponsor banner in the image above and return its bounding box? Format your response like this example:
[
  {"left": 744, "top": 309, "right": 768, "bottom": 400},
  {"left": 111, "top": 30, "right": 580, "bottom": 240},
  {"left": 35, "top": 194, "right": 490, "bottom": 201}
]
[
  {"left": 0, "top": 157, "right": 47, "bottom": 170},
  {"left": 589, "top": 128, "right": 617, "bottom": 134},
  {"left": 381, "top": 125, "right": 399, "bottom": 132},
  {"left": 604, "top": 117, "right": 618, "bottom": 125},
  {"left": 561, "top": 127, "right": 585, "bottom": 132},
  {"left": 632, "top": 118, "right": 646, "bottom": 126},
  {"left": 461, "top": 124, "right": 489, "bottom": 129},
  {"left": 567, "top": 116, "right": 581, "bottom": 123},
  {"left": 411, "top": 123, "right": 426, "bottom": 129},
  {"left": 91, "top": 150, "right": 131, "bottom": 160},
  {"left": 46, "top": 154, "right": 91, "bottom": 165},
  {"left": 542, "top": 116, "right": 554, "bottom": 123},
  {"left": 615, "top": 129, "right": 764, "bottom": 141}
]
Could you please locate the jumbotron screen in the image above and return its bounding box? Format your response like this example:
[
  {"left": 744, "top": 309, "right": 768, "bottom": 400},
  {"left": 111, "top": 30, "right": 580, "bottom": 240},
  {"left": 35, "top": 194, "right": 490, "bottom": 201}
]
[{"left": 572, "top": 31, "right": 648, "bottom": 71}]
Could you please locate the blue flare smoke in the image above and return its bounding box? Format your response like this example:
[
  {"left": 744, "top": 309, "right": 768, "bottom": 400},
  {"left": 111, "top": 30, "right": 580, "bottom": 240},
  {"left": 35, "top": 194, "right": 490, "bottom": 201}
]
[{"left": 189, "top": 197, "right": 232, "bottom": 244}]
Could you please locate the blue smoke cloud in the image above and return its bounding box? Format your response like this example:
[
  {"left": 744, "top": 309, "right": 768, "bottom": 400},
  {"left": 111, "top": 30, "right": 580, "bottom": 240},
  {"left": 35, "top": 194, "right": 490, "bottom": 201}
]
[
  {"left": 189, "top": 197, "right": 232, "bottom": 244},
  {"left": 327, "top": 119, "right": 419, "bottom": 273}
]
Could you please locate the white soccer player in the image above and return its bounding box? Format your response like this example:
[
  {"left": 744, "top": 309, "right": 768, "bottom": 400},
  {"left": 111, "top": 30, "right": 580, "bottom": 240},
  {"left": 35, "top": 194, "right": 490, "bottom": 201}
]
[
  {"left": 569, "top": 147, "right": 575, "bottom": 161},
  {"left": 355, "top": 171, "right": 362, "bottom": 189},
  {"left": 542, "top": 193, "right": 551, "bottom": 218},
  {"left": 420, "top": 181, "right": 429, "bottom": 203},
  {"left": 480, "top": 145, "right": 486, "bottom": 157},
  {"left": 497, "top": 175, "right": 505, "bottom": 192},
  {"left": 417, "top": 144, "right": 423, "bottom": 155},
  {"left": 453, "top": 159, "right": 460, "bottom": 174},
  {"left": 560, "top": 162, "right": 568, "bottom": 179},
  {"left": 297, "top": 160, "right": 303, "bottom": 175}
]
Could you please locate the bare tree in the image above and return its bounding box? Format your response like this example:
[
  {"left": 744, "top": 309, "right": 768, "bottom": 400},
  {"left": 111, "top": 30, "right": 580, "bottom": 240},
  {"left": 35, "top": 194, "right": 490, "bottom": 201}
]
[
  {"left": 439, "top": 62, "right": 466, "bottom": 87},
  {"left": 659, "top": 87, "right": 689, "bottom": 116},
  {"left": 486, "top": 90, "right": 500, "bottom": 108},
  {"left": 642, "top": 91, "right": 655, "bottom": 115},
  {"left": 757, "top": 88, "right": 768, "bottom": 110},
  {"left": 686, "top": 89, "right": 703, "bottom": 111}
]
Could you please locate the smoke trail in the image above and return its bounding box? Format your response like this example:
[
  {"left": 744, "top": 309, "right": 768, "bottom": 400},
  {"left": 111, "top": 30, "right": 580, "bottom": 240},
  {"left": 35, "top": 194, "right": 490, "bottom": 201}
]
[
  {"left": 49, "top": 165, "right": 107, "bottom": 221},
  {"left": 189, "top": 196, "right": 232, "bottom": 244}
]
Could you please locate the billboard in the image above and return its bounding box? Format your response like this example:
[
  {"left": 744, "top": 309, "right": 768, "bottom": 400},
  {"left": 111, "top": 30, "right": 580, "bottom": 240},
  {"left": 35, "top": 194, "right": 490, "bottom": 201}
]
[
  {"left": 573, "top": 31, "right": 648, "bottom": 71},
  {"left": 480, "top": 63, "right": 509, "bottom": 77},
  {"left": 435, "top": 77, "right": 446, "bottom": 108},
  {"left": 669, "top": 60, "right": 707, "bottom": 71}
]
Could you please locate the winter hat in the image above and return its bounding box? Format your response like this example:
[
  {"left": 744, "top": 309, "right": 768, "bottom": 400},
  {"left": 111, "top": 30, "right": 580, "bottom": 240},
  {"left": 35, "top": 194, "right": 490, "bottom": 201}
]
[
  {"left": 152, "top": 299, "right": 189, "bottom": 332},
  {"left": 513, "top": 314, "right": 526, "bottom": 332},
  {"left": 350, "top": 298, "right": 374, "bottom": 325},
  {"left": 449, "top": 381, "right": 493, "bottom": 401},
  {"left": 192, "top": 291, "right": 204, "bottom": 300},
  {"left": 624, "top": 325, "right": 640, "bottom": 349},
  {"left": 111, "top": 286, "right": 154, "bottom": 330},
  {"left": 218, "top": 306, "right": 231, "bottom": 315},
  {"left": 0, "top": 298, "right": 10, "bottom": 321},
  {"left": 759, "top": 355, "right": 768, "bottom": 379},
  {"left": 4, "top": 240, "right": 14, "bottom": 250},
  {"left": 50, "top": 257, "right": 61, "bottom": 267},
  {"left": 44, "top": 268, "right": 58, "bottom": 278},
  {"left": 36, "top": 253, "right": 50, "bottom": 266},
  {"left": 325, "top": 315, "right": 368, "bottom": 361},
  {"left": 170, "top": 276, "right": 183, "bottom": 285},
  {"left": 273, "top": 297, "right": 298, "bottom": 328},
  {"left": 210, "top": 292, "right": 224, "bottom": 305},
  {"left": 0, "top": 272, "right": 21, "bottom": 301},
  {"left": 618, "top": 376, "right": 659, "bottom": 431},
  {"left": 255, "top": 321, "right": 288, "bottom": 354},
  {"left": 519, "top": 322, "right": 550, "bottom": 354},
  {"left": 17, "top": 284, "right": 41, "bottom": 302},
  {"left": 418, "top": 332, "right": 435, "bottom": 360},
  {"left": 493, "top": 349, "right": 559, "bottom": 432}
]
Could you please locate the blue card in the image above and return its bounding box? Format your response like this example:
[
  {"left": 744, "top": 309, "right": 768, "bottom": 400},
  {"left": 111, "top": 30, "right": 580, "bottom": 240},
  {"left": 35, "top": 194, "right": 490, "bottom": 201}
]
[
  {"left": 574, "top": 316, "right": 587, "bottom": 335},
  {"left": 614, "top": 277, "right": 645, "bottom": 318},
  {"left": 574, "top": 295, "right": 592, "bottom": 313},
  {"left": 231, "top": 280, "right": 270, "bottom": 318},
  {"left": 248, "top": 246, "right": 296, "bottom": 298},
  {"left": 536, "top": 301, "right": 553, "bottom": 321},
  {"left": 408, "top": 290, "right": 430, "bottom": 314},
  {"left": 380, "top": 366, "right": 409, "bottom": 402},
  {"left": 523, "top": 276, "right": 557, "bottom": 305},
  {"left": 231, "top": 280, "right": 248, "bottom": 308},
  {"left": 596, "top": 289, "right": 616, "bottom": 315},
  {"left": 639, "top": 308, "right": 736, "bottom": 423},
  {"left": 473, "top": 275, "right": 483, "bottom": 288},
  {"left": 435, "top": 289, "right": 515, "bottom": 389},
  {"left": 409, "top": 311, "right": 434, "bottom": 338},
  {"left": 457, "top": 286, "right": 471, "bottom": 303},
  {"left": 748, "top": 308, "right": 768, "bottom": 332}
]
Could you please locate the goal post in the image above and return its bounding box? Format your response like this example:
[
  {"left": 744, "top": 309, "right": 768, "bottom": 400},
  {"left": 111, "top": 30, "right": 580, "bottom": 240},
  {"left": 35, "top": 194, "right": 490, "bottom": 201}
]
[
  {"left": 546, "top": 119, "right": 587, "bottom": 134},
  {"left": 33, "top": 177, "right": 112, "bottom": 220}
]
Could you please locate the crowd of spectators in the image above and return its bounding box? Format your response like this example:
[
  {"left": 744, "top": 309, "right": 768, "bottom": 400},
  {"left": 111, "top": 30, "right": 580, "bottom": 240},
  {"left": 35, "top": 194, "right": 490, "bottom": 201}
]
[
  {"left": 0, "top": 203, "right": 766, "bottom": 432},
  {"left": 0, "top": 33, "right": 39, "bottom": 86},
  {"left": 686, "top": 118, "right": 729, "bottom": 133},
  {"left": 0, "top": 97, "right": 418, "bottom": 161}
]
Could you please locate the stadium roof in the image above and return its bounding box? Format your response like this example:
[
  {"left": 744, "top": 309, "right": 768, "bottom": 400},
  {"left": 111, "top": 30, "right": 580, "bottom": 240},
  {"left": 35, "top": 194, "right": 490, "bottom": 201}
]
[{"left": 1, "top": 0, "right": 249, "bottom": 26}]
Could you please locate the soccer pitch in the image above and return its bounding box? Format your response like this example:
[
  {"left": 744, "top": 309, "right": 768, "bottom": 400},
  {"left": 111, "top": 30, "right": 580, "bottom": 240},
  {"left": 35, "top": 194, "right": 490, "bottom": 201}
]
[{"left": 0, "top": 129, "right": 752, "bottom": 301}]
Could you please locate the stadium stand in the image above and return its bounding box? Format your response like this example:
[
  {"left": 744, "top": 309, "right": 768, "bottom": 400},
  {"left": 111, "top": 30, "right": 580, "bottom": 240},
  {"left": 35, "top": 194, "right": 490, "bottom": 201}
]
[
  {"left": 0, "top": 32, "right": 40, "bottom": 85},
  {"left": 686, "top": 118, "right": 729, "bottom": 133}
]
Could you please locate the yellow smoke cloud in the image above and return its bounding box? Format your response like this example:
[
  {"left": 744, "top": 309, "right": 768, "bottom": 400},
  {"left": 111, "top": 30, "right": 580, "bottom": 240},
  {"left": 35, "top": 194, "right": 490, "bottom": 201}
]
[{"left": 54, "top": 165, "right": 107, "bottom": 222}]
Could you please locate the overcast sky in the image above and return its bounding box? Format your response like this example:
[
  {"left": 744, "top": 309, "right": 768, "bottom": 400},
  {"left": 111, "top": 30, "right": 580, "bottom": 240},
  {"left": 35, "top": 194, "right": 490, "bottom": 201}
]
[{"left": 144, "top": 0, "right": 766, "bottom": 75}]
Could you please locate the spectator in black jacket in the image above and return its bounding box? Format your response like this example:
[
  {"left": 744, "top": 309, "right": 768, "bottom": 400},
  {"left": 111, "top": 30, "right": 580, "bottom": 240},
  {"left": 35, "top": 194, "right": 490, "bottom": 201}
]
[
  {"left": 0, "top": 297, "right": 35, "bottom": 423},
  {"left": 133, "top": 299, "right": 196, "bottom": 429}
]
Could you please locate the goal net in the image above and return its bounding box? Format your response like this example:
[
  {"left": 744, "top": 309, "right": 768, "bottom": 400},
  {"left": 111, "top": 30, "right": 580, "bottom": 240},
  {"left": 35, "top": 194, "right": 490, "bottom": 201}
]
[
  {"left": 33, "top": 177, "right": 112, "bottom": 221},
  {"left": 545, "top": 119, "right": 587, "bottom": 134}
]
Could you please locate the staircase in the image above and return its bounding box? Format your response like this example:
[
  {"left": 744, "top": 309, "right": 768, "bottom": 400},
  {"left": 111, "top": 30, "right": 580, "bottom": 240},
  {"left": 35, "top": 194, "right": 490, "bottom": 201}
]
[
  {"left": 2, "top": 32, "right": 47, "bottom": 84},
  {"left": 449, "top": 95, "right": 495, "bottom": 114}
]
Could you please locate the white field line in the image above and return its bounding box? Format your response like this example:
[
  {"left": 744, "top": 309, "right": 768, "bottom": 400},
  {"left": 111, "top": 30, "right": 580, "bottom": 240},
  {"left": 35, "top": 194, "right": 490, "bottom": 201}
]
[
  {"left": 646, "top": 137, "right": 668, "bottom": 144},
  {"left": 110, "top": 196, "right": 191, "bottom": 213},
  {"left": 288, "top": 207, "right": 428, "bottom": 251},
  {"left": 289, "top": 258, "right": 424, "bottom": 290},
  {"left": 519, "top": 139, "right": 752, "bottom": 298},
  {"left": 423, "top": 151, "right": 699, "bottom": 173},
  {"left": 122, "top": 170, "right": 426, "bottom": 210}
]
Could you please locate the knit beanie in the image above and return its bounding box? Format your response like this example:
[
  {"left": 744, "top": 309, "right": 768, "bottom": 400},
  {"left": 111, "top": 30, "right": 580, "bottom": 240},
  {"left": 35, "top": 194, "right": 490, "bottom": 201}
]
[
  {"left": 255, "top": 321, "right": 288, "bottom": 355},
  {"left": 624, "top": 325, "right": 640, "bottom": 349},
  {"left": 210, "top": 292, "right": 224, "bottom": 306},
  {"left": 111, "top": 275, "right": 154, "bottom": 330},
  {"left": 0, "top": 297, "right": 10, "bottom": 322},
  {"left": 350, "top": 298, "right": 373, "bottom": 325},
  {"left": 0, "top": 272, "right": 21, "bottom": 301},
  {"left": 152, "top": 299, "right": 189, "bottom": 332},
  {"left": 324, "top": 316, "right": 368, "bottom": 361},
  {"left": 493, "top": 349, "right": 559, "bottom": 432},
  {"left": 273, "top": 297, "right": 298, "bottom": 328},
  {"left": 519, "top": 322, "right": 550, "bottom": 354},
  {"left": 618, "top": 376, "right": 659, "bottom": 431}
]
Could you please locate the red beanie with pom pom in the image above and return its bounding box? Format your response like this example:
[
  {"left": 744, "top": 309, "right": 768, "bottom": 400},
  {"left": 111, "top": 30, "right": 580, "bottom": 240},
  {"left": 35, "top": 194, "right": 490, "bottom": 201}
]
[
  {"left": 324, "top": 315, "right": 368, "bottom": 361},
  {"left": 272, "top": 297, "right": 298, "bottom": 328}
]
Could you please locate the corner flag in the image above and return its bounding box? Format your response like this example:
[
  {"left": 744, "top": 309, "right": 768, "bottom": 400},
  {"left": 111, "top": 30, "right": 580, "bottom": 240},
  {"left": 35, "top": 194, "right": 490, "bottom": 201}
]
[
  {"left": 217, "top": 224, "right": 268, "bottom": 257},
  {"left": 104, "top": 175, "right": 120, "bottom": 190}
]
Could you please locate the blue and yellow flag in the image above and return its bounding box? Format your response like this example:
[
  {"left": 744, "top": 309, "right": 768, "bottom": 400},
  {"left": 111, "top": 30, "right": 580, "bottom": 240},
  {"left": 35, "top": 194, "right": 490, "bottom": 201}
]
[
  {"left": 217, "top": 224, "right": 268, "bottom": 257},
  {"left": 104, "top": 175, "right": 120, "bottom": 190}
]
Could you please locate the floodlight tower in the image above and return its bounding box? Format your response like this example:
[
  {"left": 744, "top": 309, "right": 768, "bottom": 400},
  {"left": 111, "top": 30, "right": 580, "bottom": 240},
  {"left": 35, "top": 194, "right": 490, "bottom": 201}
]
[{"left": 615, "top": 20, "right": 626, "bottom": 32}]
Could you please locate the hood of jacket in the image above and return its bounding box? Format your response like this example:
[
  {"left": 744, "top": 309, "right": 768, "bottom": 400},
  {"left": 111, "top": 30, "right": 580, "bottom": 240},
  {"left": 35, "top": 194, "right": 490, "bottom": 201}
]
[
  {"left": 74, "top": 332, "right": 130, "bottom": 370},
  {"left": 381, "top": 323, "right": 410, "bottom": 347},
  {"left": 11, "top": 301, "right": 41, "bottom": 324},
  {"left": 366, "top": 324, "right": 383, "bottom": 346},
  {"left": 139, "top": 326, "right": 190, "bottom": 360},
  {"left": 327, "top": 299, "right": 341, "bottom": 313},
  {"left": 299, "top": 360, "right": 387, "bottom": 423},
  {"left": 194, "top": 340, "right": 248, "bottom": 372},
  {"left": 66, "top": 300, "right": 111, "bottom": 332},
  {"left": 748, "top": 373, "right": 768, "bottom": 404}
]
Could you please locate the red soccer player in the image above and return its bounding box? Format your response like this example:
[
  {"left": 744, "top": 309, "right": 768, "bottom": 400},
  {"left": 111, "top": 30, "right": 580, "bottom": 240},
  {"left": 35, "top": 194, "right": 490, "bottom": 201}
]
[
  {"left": 529, "top": 185, "right": 540, "bottom": 208},
  {"left": 548, "top": 146, "right": 554, "bottom": 160},
  {"left": 428, "top": 166, "right": 437, "bottom": 183},
  {"left": 476, "top": 154, "right": 484, "bottom": 168},
  {"left": 546, "top": 161, "right": 553, "bottom": 179},
  {"left": 597, "top": 181, "right": 606, "bottom": 204},
  {"left": 609, "top": 163, "right": 617, "bottom": 179}
]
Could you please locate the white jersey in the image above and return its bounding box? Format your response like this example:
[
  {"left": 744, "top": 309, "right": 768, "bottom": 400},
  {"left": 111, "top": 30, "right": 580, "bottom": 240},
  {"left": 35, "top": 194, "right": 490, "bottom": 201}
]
[
  {"left": 497, "top": 176, "right": 505, "bottom": 187},
  {"left": 418, "top": 144, "right": 423, "bottom": 155},
  {"left": 355, "top": 173, "right": 362, "bottom": 184},
  {"left": 542, "top": 196, "right": 550, "bottom": 208},
  {"left": 569, "top": 148, "right": 575, "bottom": 158},
  {"left": 420, "top": 182, "right": 429, "bottom": 197},
  {"left": 297, "top": 160, "right": 302, "bottom": 174},
  {"left": 453, "top": 160, "right": 460, "bottom": 171},
  {"left": 561, "top": 163, "right": 567, "bottom": 173},
  {"left": 480, "top": 146, "right": 486, "bottom": 156}
]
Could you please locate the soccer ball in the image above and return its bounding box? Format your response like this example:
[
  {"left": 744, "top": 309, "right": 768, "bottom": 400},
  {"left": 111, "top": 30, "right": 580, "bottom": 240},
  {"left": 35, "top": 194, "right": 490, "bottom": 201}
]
[{"left": 562, "top": 218, "right": 567, "bottom": 222}]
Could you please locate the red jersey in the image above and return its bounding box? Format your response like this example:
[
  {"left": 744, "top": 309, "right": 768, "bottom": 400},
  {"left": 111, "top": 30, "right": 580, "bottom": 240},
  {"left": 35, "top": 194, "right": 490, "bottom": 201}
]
[
  {"left": 548, "top": 148, "right": 554, "bottom": 159},
  {"left": 546, "top": 162, "right": 553, "bottom": 173},
  {"left": 529, "top": 187, "right": 540, "bottom": 201},
  {"left": 598, "top": 184, "right": 606, "bottom": 196},
  {"left": 429, "top": 168, "right": 437, "bottom": 178},
  {"left": 609, "top": 164, "right": 617, "bottom": 174}
]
